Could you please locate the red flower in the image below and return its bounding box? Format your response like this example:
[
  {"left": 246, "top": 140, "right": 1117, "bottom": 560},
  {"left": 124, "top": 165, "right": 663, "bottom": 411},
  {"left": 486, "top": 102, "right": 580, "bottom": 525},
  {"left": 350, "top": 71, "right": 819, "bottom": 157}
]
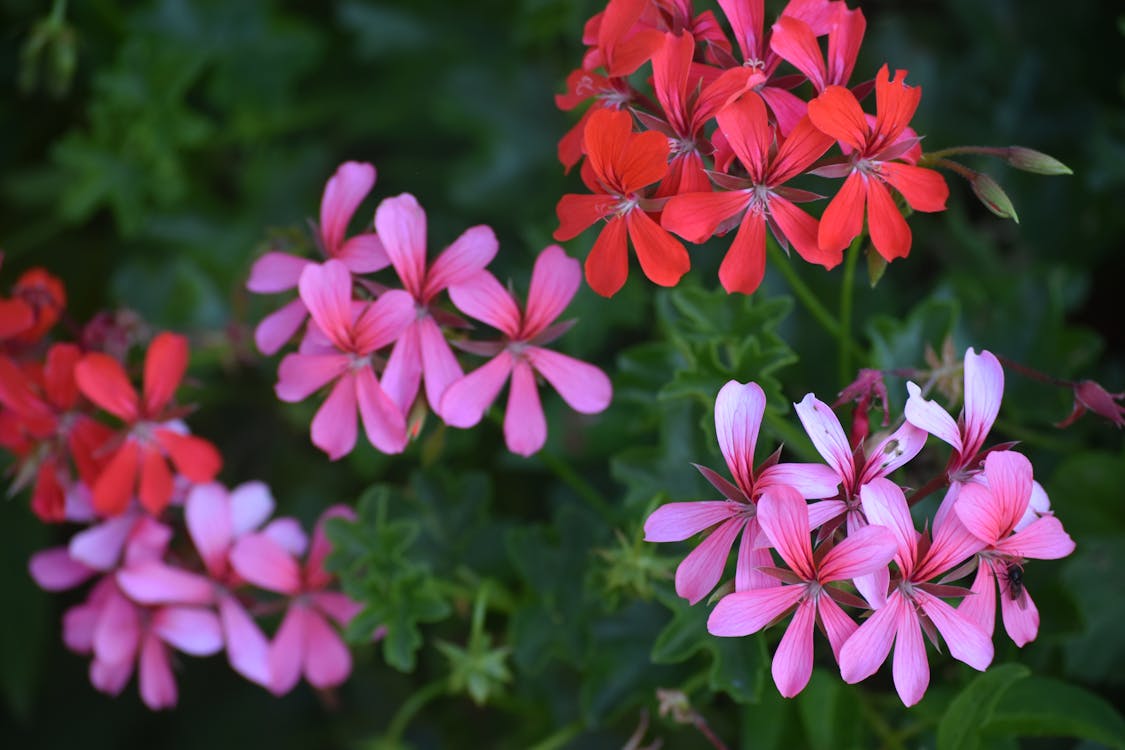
[
  {"left": 75, "top": 333, "right": 222, "bottom": 517},
  {"left": 554, "top": 108, "right": 690, "bottom": 296},
  {"left": 807, "top": 64, "right": 948, "bottom": 261},
  {"left": 1, "top": 267, "right": 66, "bottom": 345}
]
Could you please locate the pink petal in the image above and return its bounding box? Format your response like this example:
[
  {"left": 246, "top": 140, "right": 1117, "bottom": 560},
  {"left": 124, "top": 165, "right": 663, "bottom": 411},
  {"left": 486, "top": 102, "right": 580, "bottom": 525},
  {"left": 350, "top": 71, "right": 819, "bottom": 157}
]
[
  {"left": 122, "top": 517, "right": 173, "bottom": 565},
  {"left": 859, "top": 478, "right": 918, "bottom": 575},
  {"left": 228, "top": 481, "right": 274, "bottom": 537},
  {"left": 707, "top": 584, "right": 805, "bottom": 636},
  {"left": 999, "top": 585, "right": 1040, "bottom": 647},
  {"left": 375, "top": 193, "right": 428, "bottom": 299},
  {"left": 917, "top": 511, "right": 987, "bottom": 582},
  {"left": 794, "top": 393, "right": 855, "bottom": 488},
  {"left": 917, "top": 589, "right": 994, "bottom": 671},
  {"left": 254, "top": 297, "right": 309, "bottom": 356},
  {"left": 64, "top": 600, "right": 100, "bottom": 654},
  {"left": 807, "top": 499, "right": 847, "bottom": 530},
  {"left": 117, "top": 562, "right": 214, "bottom": 606},
  {"left": 503, "top": 359, "right": 547, "bottom": 456},
  {"left": 352, "top": 289, "right": 415, "bottom": 354},
  {"left": 522, "top": 245, "right": 581, "bottom": 339},
  {"left": 319, "top": 161, "right": 376, "bottom": 255},
  {"left": 714, "top": 380, "right": 766, "bottom": 495},
  {"left": 307, "top": 505, "right": 356, "bottom": 589},
  {"left": 152, "top": 606, "right": 223, "bottom": 655},
  {"left": 735, "top": 519, "right": 778, "bottom": 592},
  {"left": 354, "top": 366, "right": 407, "bottom": 454},
  {"left": 219, "top": 594, "right": 271, "bottom": 687},
  {"left": 381, "top": 320, "right": 423, "bottom": 412},
  {"left": 303, "top": 609, "right": 352, "bottom": 688},
  {"left": 816, "top": 593, "right": 857, "bottom": 663},
  {"left": 440, "top": 351, "right": 514, "bottom": 429},
  {"left": 857, "top": 421, "right": 929, "bottom": 485},
  {"left": 756, "top": 486, "right": 815, "bottom": 579},
  {"left": 312, "top": 592, "right": 363, "bottom": 629},
  {"left": 94, "top": 587, "right": 140, "bottom": 664},
  {"left": 958, "top": 559, "right": 997, "bottom": 638},
  {"left": 229, "top": 532, "right": 301, "bottom": 595},
  {"left": 29, "top": 547, "right": 94, "bottom": 591},
  {"left": 268, "top": 604, "right": 307, "bottom": 696},
  {"left": 298, "top": 261, "right": 356, "bottom": 352},
  {"left": 891, "top": 602, "right": 929, "bottom": 706},
  {"left": 644, "top": 501, "right": 738, "bottom": 542},
  {"left": 677, "top": 517, "right": 747, "bottom": 605},
  {"left": 839, "top": 589, "right": 903, "bottom": 684},
  {"left": 995, "top": 516, "right": 1075, "bottom": 560},
  {"left": 139, "top": 632, "right": 177, "bottom": 710},
  {"left": 310, "top": 373, "right": 358, "bottom": 460},
  {"left": 448, "top": 271, "right": 521, "bottom": 336},
  {"left": 334, "top": 234, "right": 389, "bottom": 274},
  {"left": 819, "top": 524, "right": 898, "bottom": 582},
  {"left": 264, "top": 517, "right": 310, "bottom": 557},
  {"left": 423, "top": 225, "right": 499, "bottom": 301},
  {"left": 759, "top": 462, "right": 841, "bottom": 500},
  {"left": 90, "top": 657, "right": 133, "bottom": 697},
  {"left": 418, "top": 315, "right": 464, "bottom": 416},
  {"left": 527, "top": 347, "right": 612, "bottom": 415},
  {"left": 185, "top": 483, "right": 233, "bottom": 577},
  {"left": 247, "top": 253, "right": 312, "bottom": 294},
  {"left": 772, "top": 599, "right": 817, "bottom": 698},
  {"left": 980, "top": 449, "right": 1032, "bottom": 534},
  {"left": 904, "top": 380, "right": 962, "bottom": 451}
]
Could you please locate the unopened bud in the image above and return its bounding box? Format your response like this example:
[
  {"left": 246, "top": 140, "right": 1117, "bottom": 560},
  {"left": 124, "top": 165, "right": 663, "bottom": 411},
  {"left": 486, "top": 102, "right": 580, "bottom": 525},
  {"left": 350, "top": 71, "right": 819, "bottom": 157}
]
[
  {"left": 970, "top": 172, "right": 1019, "bottom": 223},
  {"left": 1006, "top": 147, "right": 1072, "bottom": 176},
  {"left": 866, "top": 247, "right": 887, "bottom": 287},
  {"left": 1057, "top": 379, "right": 1125, "bottom": 429}
]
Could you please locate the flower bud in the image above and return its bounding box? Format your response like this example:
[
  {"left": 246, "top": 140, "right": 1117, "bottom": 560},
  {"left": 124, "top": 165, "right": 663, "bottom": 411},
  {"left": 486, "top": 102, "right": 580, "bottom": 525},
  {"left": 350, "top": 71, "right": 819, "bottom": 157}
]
[
  {"left": 970, "top": 172, "right": 1019, "bottom": 223},
  {"left": 1006, "top": 147, "right": 1072, "bottom": 176}
]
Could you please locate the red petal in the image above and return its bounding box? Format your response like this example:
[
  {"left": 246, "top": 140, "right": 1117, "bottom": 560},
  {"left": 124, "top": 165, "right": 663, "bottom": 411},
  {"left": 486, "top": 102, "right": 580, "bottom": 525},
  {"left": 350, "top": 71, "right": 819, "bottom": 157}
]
[
  {"left": 154, "top": 429, "right": 222, "bottom": 483},
  {"left": 93, "top": 440, "right": 140, "bottom": 516},
  {"left": 75, "top": 353, "right": 140, "bottom": 422},
  {"left": 662, "top": 190, "right": 750, "bottom": 244},
  {"left": 770, "top": 16, "right": 826, "bottom": 92},
  {"left": 554, "top": 194, "right": 616, "bottom": 241},
  {"left": 807, "top": 85, "right": 870, "bottom": 152},
  {"left": 770, "top": 115, "right": 836, "bottom": 186},
  {"left": 880, "top": 162, "right": 948, "bottom": 213},
  {"left": 719, "top": 210, "right": 768, "bottom": 295},
  {"left": 626, "top": 210, "right": 690, "bottom": 288},
  {"left": 138, "top": 445, "right": 174, "bottom": 515},
  {"left": 817, "top": 171, "right": 866, "bottom": 255},
  {"left": 871, "top": 65, "right": 921, "bottom": 153},
  {"left": 143, "top": 332, "right": 188, "bottom": 417},
  {"left": 583, "top": 108, "right": 634, "bottom": 191},
  {"left": 866, "top": 177, "right": 912, "bottom": 261},
  {"left": 585, "top": 217, "right": 631, "bottom": 297},
  {"left": 717, "top": 93, "right": 772, "bottom": 181},
  {"left": 44, "top": 343, "right": 82, "bottom": 410},
  {"left": 769, "top": 195, "right": 840, "bottom": 269},
  {"left": 619, "top": 130, "right": 672, "bottom": 192}
]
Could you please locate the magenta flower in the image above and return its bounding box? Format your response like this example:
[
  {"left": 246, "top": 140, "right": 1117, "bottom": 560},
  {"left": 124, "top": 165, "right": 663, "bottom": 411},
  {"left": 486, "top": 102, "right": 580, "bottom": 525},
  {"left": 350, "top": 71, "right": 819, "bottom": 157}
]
[
  {"left": 708, "top": 485, "right": 897, "bottom": 697},
  {"left": 374, "top": 193, "right": 498, "bottom": 418},
  {"left": 955, "top": 451, "right": 1075, "bottom": 646},
  {"left": 275, "top": 260, "right": 414, "bottom": 458},
  {"left": 904, "top": 347, "right": 1004, "bottom": 527},
  {"left": 839, "top": 478, "right": 993, "bottom": 707},
  {"left": 644, "top": 380, "right": 838, "bottom": 604},
  {"left": 229, "top": 505, "right": 363, "bottom": 696},
  {"left": 247, "top": 161, "right": 389, "bottom": 355},
  {"left": 439, "top": 245, "right": 612, "bottom": 457}
]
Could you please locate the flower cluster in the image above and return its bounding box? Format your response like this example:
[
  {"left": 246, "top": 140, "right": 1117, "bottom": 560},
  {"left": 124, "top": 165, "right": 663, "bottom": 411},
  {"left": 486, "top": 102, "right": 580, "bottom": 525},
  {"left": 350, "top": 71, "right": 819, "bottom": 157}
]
[
  {"left": 553, "top": 0, "right": 949, "bottom": 296},
  {"left": 0, "top": 269, "right": 364, "bottom": 709},
  {"left": 644, "top": 349, "right": 1076, "bottom": 705},
  {"left": 247, "top": 161, "right": 612, "bottom": 458}
]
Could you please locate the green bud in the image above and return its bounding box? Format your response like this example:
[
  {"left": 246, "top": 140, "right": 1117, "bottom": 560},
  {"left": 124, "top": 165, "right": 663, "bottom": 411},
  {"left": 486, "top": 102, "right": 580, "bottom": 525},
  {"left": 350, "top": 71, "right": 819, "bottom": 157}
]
[
  {"left": 866, "top": 247, "right": 888, "bottom": 287},
  {"left": 971, "top": 172, "right": 1019, "bottom": 223},
  {"left": 1006, "top": 146, "right": 1072, "bottom": 175}
]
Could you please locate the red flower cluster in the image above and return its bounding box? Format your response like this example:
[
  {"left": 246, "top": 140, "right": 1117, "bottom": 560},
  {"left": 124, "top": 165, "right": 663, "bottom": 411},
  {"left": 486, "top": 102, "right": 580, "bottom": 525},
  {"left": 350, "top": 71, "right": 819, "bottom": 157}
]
[{"left": 553, "top": 0, "right": 949, "bottom": 296}]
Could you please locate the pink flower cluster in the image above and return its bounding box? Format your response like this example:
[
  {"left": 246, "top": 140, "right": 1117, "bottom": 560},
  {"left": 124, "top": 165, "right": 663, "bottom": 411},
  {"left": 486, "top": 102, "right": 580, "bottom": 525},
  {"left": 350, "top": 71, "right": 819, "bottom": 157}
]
[
  {"left": 644, "top": 349, "right": 1076, "bottom": 705},
  {"left": 248, "top": 162, "right": 612, "bottom": 458}
]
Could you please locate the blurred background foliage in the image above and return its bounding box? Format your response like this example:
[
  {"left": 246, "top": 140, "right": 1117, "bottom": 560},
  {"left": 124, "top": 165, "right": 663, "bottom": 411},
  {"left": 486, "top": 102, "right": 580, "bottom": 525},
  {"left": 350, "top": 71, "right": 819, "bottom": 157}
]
[{"left": 1, "top": 0, "right": 1123, "bottom": 747}]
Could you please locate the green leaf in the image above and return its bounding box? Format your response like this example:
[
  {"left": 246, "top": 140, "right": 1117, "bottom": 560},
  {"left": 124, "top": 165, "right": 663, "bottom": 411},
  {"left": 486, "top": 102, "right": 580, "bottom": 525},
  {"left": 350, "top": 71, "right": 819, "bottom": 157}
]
[
  {"left": 936, "top": 663, "right": 1030, "bottom": 750},
  {"left": 983, "top": 676, "right": 1125, "bottom": 749}
]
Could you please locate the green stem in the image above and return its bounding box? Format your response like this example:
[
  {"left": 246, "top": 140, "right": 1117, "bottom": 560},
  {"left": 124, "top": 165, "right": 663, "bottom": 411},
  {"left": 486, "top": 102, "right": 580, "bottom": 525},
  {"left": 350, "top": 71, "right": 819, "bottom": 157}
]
[
  {"left": 381, "top": 678, "right": 447, "bottom": 745},
  {"left": 528, "top": 720, "right": 583, "bottom": 750},
  {"left": 838, "top": 235, "right": 862, "bottom": 385},
  {"left": 539, "top": 449, "right": 616, "bottom": 524},
  {"left": 767, "top": 241, "right": 841, "bottom": 339}
]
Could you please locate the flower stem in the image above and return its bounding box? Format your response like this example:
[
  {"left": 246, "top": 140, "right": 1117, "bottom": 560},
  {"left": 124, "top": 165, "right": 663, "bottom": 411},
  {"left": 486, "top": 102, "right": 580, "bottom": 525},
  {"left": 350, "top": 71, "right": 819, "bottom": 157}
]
[
  {"left": 539, "top": 449, "right": 616, "bottom": 524},
  {"left": 528, "top": 721, "right": 583, "bottom": 750},
  {"left": 838, "top": 235, "right": 862, "bottom": 385},
  {"left": 380, "top": 678, "right": 447, "bottom": 745}
]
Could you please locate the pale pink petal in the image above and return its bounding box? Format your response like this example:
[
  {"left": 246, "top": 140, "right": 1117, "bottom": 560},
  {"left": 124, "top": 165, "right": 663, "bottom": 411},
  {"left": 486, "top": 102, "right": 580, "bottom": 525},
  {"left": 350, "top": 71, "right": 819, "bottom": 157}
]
[
  {"left": 354, "top": 366, "right": 408, "bottom": 454},
  {"left": 64, "top": 600, "right": 100, "bottom": 654},
  {"left": 854, "top": 567, "right": 890, "bottom": 611},
  {"left": 423, "top": 225, "right": 499, "bottom": 301},
  {"left": 276, "top": 353, "right": 348, "bottom": 402},
  {"left": 819, "top": 524, "right": 898, "bottom": 582},
  {"left": 374, "top": 193, "right": 428, "bottom": 299},
  {"left": 891, "top": 603, "right": 929, "bottom": 706},
  {"left": 268, "top": 605, "right": 307, "bottom": 696},
  {"left": 735, "top": 524, "right": 777, "bottom": 591},
  {"left": 152, "top": 606, "right": 223, "bottom": 655},
  {"left": 1015, "top": 481, "right": 1051, "bottom": 532},
  {"left": 298, "top": 261, "right": 356, "bottom": 352},
  {"left": 772, "top": 599, "right": 816, "bottom": 698},
  {"left": 29, "top": 547, "right": 94, "bottom": 591},
  {"left": 418, "top": 315, "right": 464, "bottom": 416},
  {"left": 643, "top": 501, "right": 737, "bottom": 542},
  {"left": 307, "top": 505, "right": 356, "bottom": 589},
  {"left": 312, "top": 591, "right": 363, "bottom": 628},
  {"left": 995, "top": 516, "right": 1075, "bottom": 560},
  {"left": 122, "top": 517, "right": 173, "bottom": 566},
  {"left": 117, "top": 562, "right": 214, "bottom": 606},
  {"left": 228, "top": 481, "right": 274, "bottom": 537},
  {"left": 335, "top": 234, "right": 389, "bottom": 274},
  {"left": 254, "top": 298, "right": 309, "bottom": 356},
  {"left": 958, "top": 559, "right": 997, "bottom": 637},
  {"left": 962, "top": 349, "right": 1003, "bottom": 457},
  {"left": 503, "top": 360, "right": 547, "bottom": 456},
  {"left": 839, "top": 589, "right": 903, "bottom": 683},
  {"left": 263, "top": 517, "right": 309, "bottom": 558},
  {"left": 319, "top": 161, "right": 376, "bottom": 255},
  {"left": 303, "top": 609, "right": 352, "bottom": 688},
  {"left": 352, "top": 289, "right": 415, "bottom": 354},
  {"left": 904, "top": 381, "right": 963, "bottom": 453},
  {"left": 677, "top": 518, "right": 747, "bottom": 605},
  {"left": 185, "top": 483, "right": 233, "bottom": 577},
  {"left": 757, "top": 462, "right": 841, "bottom": 500},
  {"left": 859, "top": 479, "right": 918, "bottom": 576},
  {"left": 817, "top": 594, "right": 858, "bottom": 662},
  {"left": 999, "top": 586, "right": 1040, "bottom": 647},
  {"left": 707, "top": 584, "right": 806, "bottom": 636},
  {"left": 381, "top": 320, "right": 423, "bottom": 412},
  {"left": 858, "top": 422, "right": 929, "bottom": 485},
  {"left": 229, "top": 532, "right": 302, "bottom": 595},
  {"left": 310, "top": 374, "right": 358, "bottom": 460},
  {"left": 447, "top": 271, "right": 521, "bottom": 337},
  {"left": 440, "top": 352, "right": 514, "bottom": 429},
  {"left": 794, "top": 394, "right": 855, "bottom": 488},
  {"left": 521, "top": 245, "right": 581, "bottom": 339},
  {"left": 69, "top": 515, "right": 135, "bottom": 571},
  {"left": 714, "top": 380, "right": 766, "bottom": 495},
  {"left": 527, "top": 347, "right": 612, "bottom": 415},
  {"left": 94, "top": 588, "right": 140, "bottom": 665},
  {"left": 247, "top": 253, "right": 313, "bottom": 294},
  {"left": 219, "top": 594, "right": 271, "bottom": 687},
  {"left": 918, "top": 589, "right": 994, "bottom": 671},
  {"left": 933, "top": 481, "right": 963, "bottom": 533},
  {"left": 139, "top": 632, "right": 178, "bottom": 710},
  {"left": 90, "top": 657, "right": 133, "bottom": 697},
  {"left": 807, "top": 499, "right": 846, "bottom": 530},
  {"left": 757, "top": 486, "right": 815, "bottom": 579}
]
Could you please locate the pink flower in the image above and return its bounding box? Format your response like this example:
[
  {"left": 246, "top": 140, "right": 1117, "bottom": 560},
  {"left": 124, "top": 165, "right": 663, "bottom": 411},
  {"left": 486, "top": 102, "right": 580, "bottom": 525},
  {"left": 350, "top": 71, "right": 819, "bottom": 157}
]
[
  {"left": 644, "top": 380, "right": 838, "bottom": 604},
  {"left": 375, "top": 193, "right": 498, "bottom": 418},
  {"left": 839, "top": 478, "right": 993, "bottom": 707},
  {"left": 439, "top": 246, "right": 612, "bottom": 456},
  {"left": 904, "top": 347, "right": 1004, "bottom": 527},
  {"left": 955, "top": 451, "right": 1075, "bottom": 646},
  {"left": 229, "top": 505, "right": 363, "bottom": 696},
  {"left": 708, "top": 485, "right": 897, "bottom": 697},
  {"left": 247, "top": 161, "right": 389, "bottom": 355},
  {"left": 275, "top": 260, "right": 414, "bottom": 458}
]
